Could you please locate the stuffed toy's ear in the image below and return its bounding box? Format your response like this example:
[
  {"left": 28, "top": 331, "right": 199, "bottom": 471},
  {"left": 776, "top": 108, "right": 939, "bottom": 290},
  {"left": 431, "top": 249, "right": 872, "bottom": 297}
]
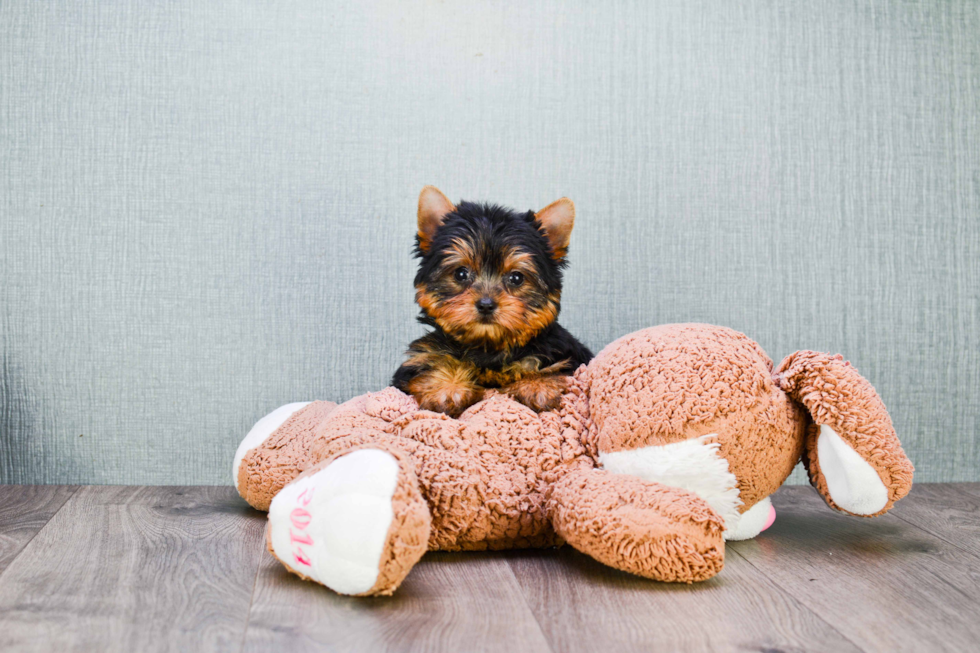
[
  {"left": 775, "top": 351, "right": 914, "bottom": 517},
  {"left": 534, "top": 198, "right": 575, "bottom": 259},
  {"left": 417, "top": 186, "right": 456, "bottom": 253}
]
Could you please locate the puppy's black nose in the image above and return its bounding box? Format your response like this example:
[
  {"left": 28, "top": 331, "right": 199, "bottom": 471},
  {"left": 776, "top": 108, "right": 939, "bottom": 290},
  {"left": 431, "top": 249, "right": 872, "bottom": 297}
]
[{"left": 476, "top": 297, "right": 497, "bottom": 315}]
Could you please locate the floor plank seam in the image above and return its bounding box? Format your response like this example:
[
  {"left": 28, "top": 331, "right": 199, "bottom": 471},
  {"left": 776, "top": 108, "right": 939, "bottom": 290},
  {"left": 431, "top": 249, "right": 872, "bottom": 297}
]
[
  {"left": 890, "top": 512, "right": 980, "bottom": 562},
  {"left": 504, "top": 557, "right": 558, "bottom": 653},
  {"left": 0, "top": 485, "right": 81, "bottom": 584},
  {"left": 725, "top": 546, "right": 868, "bottom": 653},
  {"left": 960, "top": 485, "right": 980, "bottom": 500},
  {"left": 238, "top": 546, "right": 265, "bottom": 653}
]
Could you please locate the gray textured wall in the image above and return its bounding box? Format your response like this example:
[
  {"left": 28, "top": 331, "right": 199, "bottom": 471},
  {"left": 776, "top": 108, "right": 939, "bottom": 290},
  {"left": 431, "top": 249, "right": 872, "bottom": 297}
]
[{"left": 1, "top": 0, "right": 978, "bottom": 485}]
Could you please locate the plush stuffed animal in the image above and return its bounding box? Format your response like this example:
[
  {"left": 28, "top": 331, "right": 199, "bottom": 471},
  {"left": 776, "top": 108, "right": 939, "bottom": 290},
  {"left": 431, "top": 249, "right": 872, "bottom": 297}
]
[{"left": 233, "top": 324, "right": 913, "bottom": 596}]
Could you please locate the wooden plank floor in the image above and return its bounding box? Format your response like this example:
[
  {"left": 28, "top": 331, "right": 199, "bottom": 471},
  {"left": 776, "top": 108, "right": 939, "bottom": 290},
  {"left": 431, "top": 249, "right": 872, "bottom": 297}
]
[{"left": 0, "top": 483, "right": 976, "bottom": 653}]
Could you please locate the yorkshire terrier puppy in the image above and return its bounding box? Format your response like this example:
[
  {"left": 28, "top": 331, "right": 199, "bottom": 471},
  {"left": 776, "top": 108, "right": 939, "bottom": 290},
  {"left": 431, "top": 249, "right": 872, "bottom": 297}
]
[{"left": 392, "top": 186, "right": 593, "bottom": 417}]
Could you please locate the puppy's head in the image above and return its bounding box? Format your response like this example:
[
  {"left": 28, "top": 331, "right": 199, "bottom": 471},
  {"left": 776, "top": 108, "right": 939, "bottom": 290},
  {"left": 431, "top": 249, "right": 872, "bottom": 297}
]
[{"left": 413, "top": 186, "right": 576, "bottom": 349}]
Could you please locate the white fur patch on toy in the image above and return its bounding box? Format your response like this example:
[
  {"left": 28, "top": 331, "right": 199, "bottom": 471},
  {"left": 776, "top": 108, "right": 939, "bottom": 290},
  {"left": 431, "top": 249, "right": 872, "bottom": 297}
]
[
  {"left": 599, "top": 434, "right": 743, "bottom": 531},
  {"left": 232, "top": 402, "right": 311, "bottom": 487},
  {"left": 817, "top": 424, "right": 889, "bottom": 515},
  {"left": 724, "top": 496, "right": 775, "bottom": 541},
  {"left": 267, "top": 449, "right": 398, "bottom": 595}
]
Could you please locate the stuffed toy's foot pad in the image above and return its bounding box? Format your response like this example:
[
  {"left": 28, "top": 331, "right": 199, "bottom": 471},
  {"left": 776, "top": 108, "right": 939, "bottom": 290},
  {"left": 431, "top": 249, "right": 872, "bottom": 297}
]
[
  {"left": 724, "top": 496, "right": 775, "bottom": 541},
  {"left": 267, "top": 449, "right": 401, "bottom": 595}
]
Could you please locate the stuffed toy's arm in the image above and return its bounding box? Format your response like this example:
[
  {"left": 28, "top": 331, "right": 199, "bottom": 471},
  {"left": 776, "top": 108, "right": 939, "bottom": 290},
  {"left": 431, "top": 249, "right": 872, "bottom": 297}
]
[{"left": 547, "top": 468, "right": 726, "bottom": 583}]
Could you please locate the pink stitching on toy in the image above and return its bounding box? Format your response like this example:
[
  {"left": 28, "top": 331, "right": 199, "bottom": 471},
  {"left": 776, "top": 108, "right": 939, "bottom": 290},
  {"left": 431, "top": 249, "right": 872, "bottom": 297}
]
[
  {"left": 291, "top": 488, "right": 316, "bottom": 566},
  {"left": 298, "top": 487, "right": 314, "bottom": 506},
  {"left": 290, "top": 507, "right": 311, "bottom": 529},
  {"left": 290, "top": 529, "right": 314, "bottom": 546}
]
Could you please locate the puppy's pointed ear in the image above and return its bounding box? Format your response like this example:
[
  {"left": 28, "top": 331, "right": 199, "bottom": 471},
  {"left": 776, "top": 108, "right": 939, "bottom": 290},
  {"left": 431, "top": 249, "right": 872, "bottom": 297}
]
[
  {"left": 417, "top": 186, "right": 456, "bottom": 252},
  {"left": 534, "top": 198, "right": 575, "bottom": 259}
]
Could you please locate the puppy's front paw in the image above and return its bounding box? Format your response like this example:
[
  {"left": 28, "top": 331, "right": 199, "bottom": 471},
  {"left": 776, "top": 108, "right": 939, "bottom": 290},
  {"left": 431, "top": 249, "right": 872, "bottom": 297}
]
[
  {"left": 415, "top": 384, "right": 484, "bottom": 417},
  {"left": 503, "top": 375, "right": 567, "bottom": 413}
]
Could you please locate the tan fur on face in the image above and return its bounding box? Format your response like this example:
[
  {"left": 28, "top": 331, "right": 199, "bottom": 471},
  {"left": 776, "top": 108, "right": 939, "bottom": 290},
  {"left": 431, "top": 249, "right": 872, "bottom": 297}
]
[
  {"left": 416, "top": 283, "right": 559, "bottom": 349},
  {"left": 444, "top": 238, "right": 479, "bottom": 271},
  {"left": 499, "top": 247, "right": 538, "bottom": 277}
]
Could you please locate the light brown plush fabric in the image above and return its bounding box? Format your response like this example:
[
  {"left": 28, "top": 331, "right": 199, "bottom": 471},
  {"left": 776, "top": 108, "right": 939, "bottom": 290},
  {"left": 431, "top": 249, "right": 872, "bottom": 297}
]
[
  {"left": 587, "top": 324, "right": 807, "bottom": 511},
  {"left": 238, "top": 400, "right": 338, "bottom": 510},
  {"left": 548, "top": 468, "right": 725, "bottom": 583},
  {"left": 240, "top": 323, "right": 915, "bottom": 595}
]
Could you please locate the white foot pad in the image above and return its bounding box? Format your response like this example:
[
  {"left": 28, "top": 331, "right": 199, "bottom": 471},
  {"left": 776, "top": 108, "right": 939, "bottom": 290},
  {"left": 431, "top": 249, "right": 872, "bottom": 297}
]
[
  {"left": 268, "top": 449, "right": 399, "bottom": 595},
  {"left": 233, "top": 402, "right": 311, "bottom": 487},
  {"left": 724, "top": 496, "right": 775, "bottom": 541}
]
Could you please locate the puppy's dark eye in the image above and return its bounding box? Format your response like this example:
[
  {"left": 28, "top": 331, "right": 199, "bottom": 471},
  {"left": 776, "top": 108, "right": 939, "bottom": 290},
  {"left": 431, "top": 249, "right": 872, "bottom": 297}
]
[
  {"left": 453, "top": 267, "right": 471, "bottom": 283},
  {"left": 505, "top": 271, "right": 525, "bottom": 287}
]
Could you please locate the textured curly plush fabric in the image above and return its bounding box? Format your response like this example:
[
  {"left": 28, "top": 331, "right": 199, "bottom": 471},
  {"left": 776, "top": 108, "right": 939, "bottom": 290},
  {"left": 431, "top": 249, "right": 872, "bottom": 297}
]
[
  {"left": 586, "top": 324, "right": 809, "bottom": 512},
  {"left": 235, "top": 323, "right": 915, "bottom": 595},
  {"left": 548, "top": 468, "right": 726, "bottom": 582},
  {"left": 237, "top": 400, "right": 338, "bottom": 511}
]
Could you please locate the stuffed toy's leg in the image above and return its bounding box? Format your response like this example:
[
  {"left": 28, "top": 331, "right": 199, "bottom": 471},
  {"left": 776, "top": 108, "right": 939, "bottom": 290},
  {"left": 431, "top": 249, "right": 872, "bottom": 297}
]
[
  {"left": 261, "top": 418, "right": 491, "bottom": 596},
  {"left": 547, "top": 468, "right": 726, "bottom": 583},
  {"left": 266, "top": 444, "right": 431, "bottom": 596},
  {"left": 776, "top": 351, "right": 914, "bottom": 517}
]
